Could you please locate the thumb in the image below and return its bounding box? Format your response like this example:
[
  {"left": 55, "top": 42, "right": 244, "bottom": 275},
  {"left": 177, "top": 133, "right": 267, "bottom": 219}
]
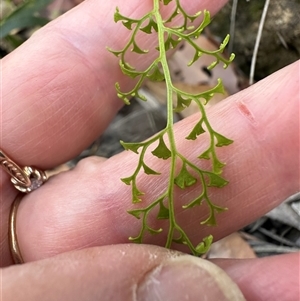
[
  {"left": 3, "top": 244, "right": 245, "bottom": 301},
  {"left": 137, "top": 253, "right": 245, "bottom": 301}
]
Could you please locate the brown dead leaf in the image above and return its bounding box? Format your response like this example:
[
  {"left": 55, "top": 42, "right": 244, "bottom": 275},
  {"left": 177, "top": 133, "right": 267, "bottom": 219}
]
[
  {"left": 169, "top": 35, "right": 239, "bottom": 95},
  {"left": 46, "top": 163, "right": 72, "bottom": 178},
  {"left": 207, "top": 233, "right": 257, "bottom": 259},
  {"left": 144, "top": 81, "right": 228, "bottom": 118}
]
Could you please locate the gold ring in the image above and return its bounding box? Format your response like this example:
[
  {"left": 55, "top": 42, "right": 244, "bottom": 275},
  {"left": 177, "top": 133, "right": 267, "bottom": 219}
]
[
  {"left": 0, "top": 149, "right": 48, "bottom": 264},
  {"left": 9, "top": 193, "right": 25, "bottom": 264},
  {"left": 0, "top": 150, "right": 48, "bottom": 193}
]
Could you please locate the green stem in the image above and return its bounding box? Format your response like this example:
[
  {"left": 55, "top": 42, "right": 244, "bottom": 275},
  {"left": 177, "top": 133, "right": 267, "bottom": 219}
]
[
  {"left": 154, "top": 0, "right": 177, "bottom": 248},
  {"left": 193, "top": 98, "right": 218, "bottom": 169}
]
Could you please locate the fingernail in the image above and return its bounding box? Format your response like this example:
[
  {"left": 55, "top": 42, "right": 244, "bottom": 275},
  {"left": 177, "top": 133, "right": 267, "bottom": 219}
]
[{"left": 136, "top": 255, "right": 245, "bottom": 301}]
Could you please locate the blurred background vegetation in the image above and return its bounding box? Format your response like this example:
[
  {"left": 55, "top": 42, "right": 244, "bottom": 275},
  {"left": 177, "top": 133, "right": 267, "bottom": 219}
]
[
  {"left": 1, "top": 0, "right": 53, "bottom": 56},
  {"left": 1, "top": 0, "right": 299, "bottom": 82}
]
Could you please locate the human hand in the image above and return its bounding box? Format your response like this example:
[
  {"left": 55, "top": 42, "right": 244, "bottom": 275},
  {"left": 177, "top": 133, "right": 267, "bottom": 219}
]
[{"left": 1, "top": 0, "right": 299, "bottom": 300}]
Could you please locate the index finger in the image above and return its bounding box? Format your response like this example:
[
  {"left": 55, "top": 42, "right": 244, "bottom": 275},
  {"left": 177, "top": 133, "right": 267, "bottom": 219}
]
[
  {"left": 1, "top": 0, "right": 227, "bottom": 168},
  {"left": 17, "top": 61, "right": 300, "bottom": 262}
]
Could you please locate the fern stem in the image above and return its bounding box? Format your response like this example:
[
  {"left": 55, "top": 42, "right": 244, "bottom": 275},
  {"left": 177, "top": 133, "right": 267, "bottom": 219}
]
[{"left": 153, "top": 0, "right": 178, "bottom": 249}]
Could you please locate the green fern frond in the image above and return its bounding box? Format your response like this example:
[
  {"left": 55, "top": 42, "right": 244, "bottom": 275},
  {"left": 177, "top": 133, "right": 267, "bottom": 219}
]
[{"left": 108, "top": 0, "right": 234, "bottom": 256}]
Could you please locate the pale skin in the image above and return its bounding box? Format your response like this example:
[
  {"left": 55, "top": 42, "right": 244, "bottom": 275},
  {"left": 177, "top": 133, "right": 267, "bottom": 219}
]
[{"left": 1, "top": 0, "right": 299, "bottom": 300}]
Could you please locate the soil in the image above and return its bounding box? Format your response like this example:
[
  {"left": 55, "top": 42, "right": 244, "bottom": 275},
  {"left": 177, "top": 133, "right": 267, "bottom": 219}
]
[{"left": 209, "top": 0, "right": 300, "bottom": 82}]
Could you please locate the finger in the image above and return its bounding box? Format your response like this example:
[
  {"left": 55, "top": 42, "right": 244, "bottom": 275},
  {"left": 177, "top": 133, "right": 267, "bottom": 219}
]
[
  {"left": 18, "top": 61, "right": 299, "bottom": 261},
  {"left": 2, "top": 244, "right": 245, "bottom": 301},
  {"left": 0, "top": 0, "right": 228, "bottom": 266},
  {"left": 1, "top": 0, "right": 227, "bottom": 169},
  {"left": 214, "top": 252, "right": 300, "bottom": 301}
]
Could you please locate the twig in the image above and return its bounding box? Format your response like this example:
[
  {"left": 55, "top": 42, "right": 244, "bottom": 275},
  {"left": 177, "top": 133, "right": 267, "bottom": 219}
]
[
  {"left": 258, "top": 227, "right": 300, "bottom": 248},
  {"left": 284, "top": 192, "right": 300, "bottom": 203},
  {"left": 228, "top": 0, "right": 238, "bottom": 55},
  {"left": 249, "top": 0, "right": 271, "bottom": 85},
  {"left": 251, "top": 244, "right": 299, "bottom": 255}
]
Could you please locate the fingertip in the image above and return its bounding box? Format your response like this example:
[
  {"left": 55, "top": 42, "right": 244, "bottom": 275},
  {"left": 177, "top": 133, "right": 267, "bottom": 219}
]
[
  {"left": 214, "top": 252, "right": 300, "bottom": 301},
  {"left": 137, "top": 255, "right": 245, "bottom": 301},
  {"left": 3, "top": 245, "right": 245, "bottom": 301}
]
